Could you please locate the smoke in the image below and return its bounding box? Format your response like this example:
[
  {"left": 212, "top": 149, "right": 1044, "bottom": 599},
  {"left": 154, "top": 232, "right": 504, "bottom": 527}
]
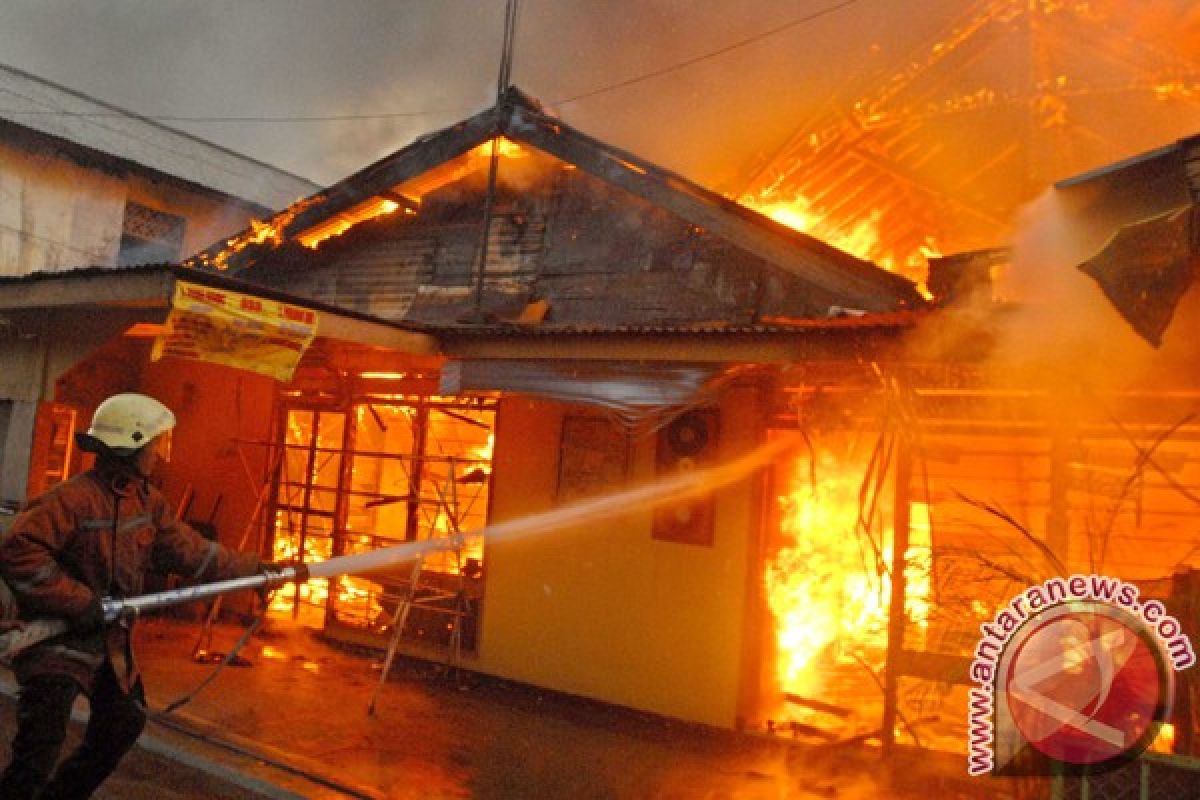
[
  {"left": 989, "top": 189, "right": 1153, "bottom": 387},
  {"left": 906, "top": 201, "right": 1124, "bottom": 413},
  {"left": 0, "top": 0, "right": 965, "bottom": 188}
]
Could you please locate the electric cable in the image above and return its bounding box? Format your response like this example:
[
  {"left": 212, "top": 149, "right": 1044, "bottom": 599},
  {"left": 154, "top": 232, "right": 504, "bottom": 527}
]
[
  {"left": 0, "top": 0, "right": 866, "bottom": 124},
  {"left": 552, "top": 0, "right": 866, "bottom": 105}
]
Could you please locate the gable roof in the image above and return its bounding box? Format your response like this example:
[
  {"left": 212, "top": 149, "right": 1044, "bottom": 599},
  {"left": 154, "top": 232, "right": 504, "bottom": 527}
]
[
  {"left": 0, "top": 62, "right": 319, "bottom": 210},
  {"left": 187, "top": 88, "right": 925, "bottom": 315}
]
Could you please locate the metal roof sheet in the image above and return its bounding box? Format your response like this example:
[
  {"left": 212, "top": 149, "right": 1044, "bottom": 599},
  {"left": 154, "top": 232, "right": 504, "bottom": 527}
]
[
  {"left": 0, "top": 62, "right": 318, "bottom": 210},
  {"left": 0, "top": 263, "right": 924, "bottom": 337}
]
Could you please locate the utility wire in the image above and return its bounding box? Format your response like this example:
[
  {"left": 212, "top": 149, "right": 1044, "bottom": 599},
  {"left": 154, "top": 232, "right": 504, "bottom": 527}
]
[
  {"left": 0, "top": 107, "right": 467, "bottom": 122},
  {"left": 552, "top": 0, "right": 866, "bottom": 105},
  {"left": 0, "top": 0, "right": 864, "bottom": 124},
  {"left": 497, "top": 0, "right": 520, "bottom": 97}
]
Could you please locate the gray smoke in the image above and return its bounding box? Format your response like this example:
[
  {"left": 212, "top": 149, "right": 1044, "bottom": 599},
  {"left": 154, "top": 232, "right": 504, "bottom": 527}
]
[{"left": 0, "top": 0, "right": 966, "bottom": 186}]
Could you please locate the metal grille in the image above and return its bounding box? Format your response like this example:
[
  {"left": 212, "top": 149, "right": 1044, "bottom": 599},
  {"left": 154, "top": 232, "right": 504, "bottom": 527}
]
[
  {"left": 1146, "top": 757, "right": 1200, "bottom": 799},
  {"left": 122, "top": 202, "right": 185, "bottom": 247},
  {"left": 1054, "top": 755, "right": 1200, "bottom": 800}
]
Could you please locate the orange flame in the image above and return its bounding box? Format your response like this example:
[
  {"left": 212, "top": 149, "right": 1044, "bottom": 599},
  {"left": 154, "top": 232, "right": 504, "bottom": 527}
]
[
  {"left": 1150, "top": 722, "right": 1176, "bottom": 754},
  {"left": 740, "top": 189, "right": 940, "bottom": 280},
  {"left": 190, "top": 196, "right": 320, "bottom": 271},
  {"left": 765, "top": 450, "right": 930, "bottom": 706},
  {"left": 296, "top": 196, "right": 404, "bottom": 250},
  {"left": 466, "top": 136, "right": 528, "bottom": 161}
]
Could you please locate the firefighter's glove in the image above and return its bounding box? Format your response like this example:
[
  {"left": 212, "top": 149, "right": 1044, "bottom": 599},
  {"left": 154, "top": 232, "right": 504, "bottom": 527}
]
[{"left": 71, "top": 594, "right": 106, "bottom": 634}]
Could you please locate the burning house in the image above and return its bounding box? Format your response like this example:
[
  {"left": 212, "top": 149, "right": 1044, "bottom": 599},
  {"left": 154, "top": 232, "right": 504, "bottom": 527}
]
[
  {"left": 169, "top": 87, "right": 934, "bottom": 732},
  {"left": 2, "top": 79, "right": 1199, "bottom": 776}
]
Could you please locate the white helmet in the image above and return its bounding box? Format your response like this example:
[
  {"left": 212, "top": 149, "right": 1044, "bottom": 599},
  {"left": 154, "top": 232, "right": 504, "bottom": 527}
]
[{"left": 77, "top": 393, "right": 176, "bottom": 456}]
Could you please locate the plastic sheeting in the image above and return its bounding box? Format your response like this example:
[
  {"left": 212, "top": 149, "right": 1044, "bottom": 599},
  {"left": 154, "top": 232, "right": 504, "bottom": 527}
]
[{"left": 439, "top": 359, "right": 724, "bottom": 421}]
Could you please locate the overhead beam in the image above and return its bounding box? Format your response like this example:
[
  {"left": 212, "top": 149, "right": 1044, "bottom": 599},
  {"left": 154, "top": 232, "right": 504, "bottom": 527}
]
[{"left": 316, "top": 313, "right": 439, "bottom": 355}]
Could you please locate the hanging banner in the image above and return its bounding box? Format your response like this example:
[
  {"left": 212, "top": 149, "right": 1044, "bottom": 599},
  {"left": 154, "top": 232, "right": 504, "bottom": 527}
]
[{"left": 151, "top": 280, "right": 318, "bottom": 382}]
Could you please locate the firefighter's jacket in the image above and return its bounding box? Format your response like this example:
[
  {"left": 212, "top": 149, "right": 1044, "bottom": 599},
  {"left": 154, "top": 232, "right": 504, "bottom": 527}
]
[{"left": 0, "top": 466, "right": 261, "bottom": 692}]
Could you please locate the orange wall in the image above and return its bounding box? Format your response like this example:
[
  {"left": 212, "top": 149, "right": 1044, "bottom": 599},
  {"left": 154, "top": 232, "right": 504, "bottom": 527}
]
[
  {"left": 140, "top": 358, "right": 277, "bottom": 560},
  {"left": 474, "top": 386, "right": 765, "bottom": 728}
]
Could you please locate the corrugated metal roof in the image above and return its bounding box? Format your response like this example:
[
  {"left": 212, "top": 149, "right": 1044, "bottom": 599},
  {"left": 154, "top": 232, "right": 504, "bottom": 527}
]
[
  {"left": 0, "top": 262, "right": 924, "bottom": 338},
  {"left": 0, "top": 63, "right": 318, "bottom": 210},
  {"left": 0, "top": 262, "right": 163, "bottom": 284},
  {"left": 415, "top": 310, "right": 928, "bottom": 336}
]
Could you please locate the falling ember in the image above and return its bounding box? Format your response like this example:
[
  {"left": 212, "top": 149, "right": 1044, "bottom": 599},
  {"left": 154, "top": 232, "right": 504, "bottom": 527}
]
[{"left": 765, "top": 448, "right": 931, "bottom": 707}]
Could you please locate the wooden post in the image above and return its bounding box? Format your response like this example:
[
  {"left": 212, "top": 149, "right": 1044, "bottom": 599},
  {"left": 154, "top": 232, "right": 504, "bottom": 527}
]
[{"left": 882, "top": 436, "right": 912, "bottom": 756}]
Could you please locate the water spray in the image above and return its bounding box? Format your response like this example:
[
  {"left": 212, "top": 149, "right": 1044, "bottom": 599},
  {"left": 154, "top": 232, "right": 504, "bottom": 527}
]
[{"left": 0, "top": 435, "right": 800, "bottom": 661}]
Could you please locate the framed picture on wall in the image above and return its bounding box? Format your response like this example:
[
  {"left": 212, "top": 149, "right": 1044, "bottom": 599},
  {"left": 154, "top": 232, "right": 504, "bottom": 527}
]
[{"left": 556, "top": 415, "right": 629, "bottom": 503}]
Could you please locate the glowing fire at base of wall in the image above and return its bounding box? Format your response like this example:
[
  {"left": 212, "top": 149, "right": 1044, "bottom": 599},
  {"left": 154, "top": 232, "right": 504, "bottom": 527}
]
[
  {"left": 763, "top": 445, "right": 931, "bottom": 732},
  {"left": 268, "top": 524, "right": 383, "bottom": 624}
]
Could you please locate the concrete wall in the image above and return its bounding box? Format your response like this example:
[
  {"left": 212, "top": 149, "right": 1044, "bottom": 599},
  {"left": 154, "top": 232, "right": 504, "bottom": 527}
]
[
  {"left": 475, "top": 385, "right": 766, "bottom": 728},
  {"left": 0, "top": 141, "right": 125, "bottom": 273},
  {"left": 0, "top": 138, "right": 262, "bottom": 278}
]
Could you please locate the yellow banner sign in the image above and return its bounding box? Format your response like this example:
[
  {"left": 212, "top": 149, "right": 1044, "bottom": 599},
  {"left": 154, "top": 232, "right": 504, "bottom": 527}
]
[{"left": 151, "top": 280, "right": 318, "bottom": 382}]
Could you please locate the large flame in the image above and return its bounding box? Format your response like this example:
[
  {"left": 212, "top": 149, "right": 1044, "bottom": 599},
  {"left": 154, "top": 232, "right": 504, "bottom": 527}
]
[
  {"left": 740, "top": 189, "right": 941, "bottom": 278},
  {"left": 765, "top": 449, "right": 931, "bottom": 708}
]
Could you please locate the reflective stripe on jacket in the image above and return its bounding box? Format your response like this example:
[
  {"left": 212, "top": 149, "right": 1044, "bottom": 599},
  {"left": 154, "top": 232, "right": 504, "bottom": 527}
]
[{"left": 0, "top": 468, "right": 260, "bottom": 691}]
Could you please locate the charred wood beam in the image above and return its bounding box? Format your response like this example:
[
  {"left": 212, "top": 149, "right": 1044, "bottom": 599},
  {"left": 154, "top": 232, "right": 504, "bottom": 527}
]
[
  {"left": 284, "top": 108, "right": 499, "bottom": 238},
  {"left": 190, "top": 108, "right": 501, "bottom": 273},
  {"left": 882, "top": 441, "right": 912, "bottom": 754},
  {"left": 891, "top": 648, "right": 972, "bottom": 686},
  {"left": 783, "top": 693, "right": 853, "bottom": 718}
]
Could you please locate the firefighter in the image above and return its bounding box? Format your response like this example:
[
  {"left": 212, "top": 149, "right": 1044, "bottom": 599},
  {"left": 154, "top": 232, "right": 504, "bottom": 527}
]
[{"left": 0, "top": 392, "right": 266, "bottom": 799}]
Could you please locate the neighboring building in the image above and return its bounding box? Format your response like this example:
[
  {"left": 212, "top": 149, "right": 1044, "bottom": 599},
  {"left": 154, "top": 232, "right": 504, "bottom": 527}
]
[
  {"left": 0, "top": 62, "right": 318, "bottom": 503},
  {"left": 1, "top": 85, "right": 1198, "bottom": 766}
]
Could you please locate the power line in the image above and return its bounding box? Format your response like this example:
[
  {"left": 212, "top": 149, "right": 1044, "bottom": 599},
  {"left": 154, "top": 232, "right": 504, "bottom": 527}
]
[
  {"left": 552, "top": 0, "right": 866, "bottom": 105},
  {"left": 0, "top": 0, "right": 866, "bottom": 125},
  {"left": 0, "top": 107, "right": 468, "bottom": 123}
]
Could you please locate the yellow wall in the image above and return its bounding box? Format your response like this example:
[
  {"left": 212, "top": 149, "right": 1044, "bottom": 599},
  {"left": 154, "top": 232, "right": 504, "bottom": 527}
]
[{"left": 475, "top": 386, "right": 764, "bottom": 728}]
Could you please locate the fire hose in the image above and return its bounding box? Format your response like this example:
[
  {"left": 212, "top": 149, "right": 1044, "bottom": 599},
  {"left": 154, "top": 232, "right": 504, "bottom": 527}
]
[
  {"left": 0, "top": 434, "right": 800, "bottom": 662},
  {"left": 0, "top": 534, "right": 450, "bottom": 662}
]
